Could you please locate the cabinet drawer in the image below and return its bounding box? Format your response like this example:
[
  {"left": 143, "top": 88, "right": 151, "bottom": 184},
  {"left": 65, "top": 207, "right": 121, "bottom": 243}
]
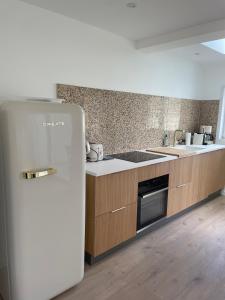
[
  {"left": 167, "top": 183, "right": 192, "bottom": 216},
  {"left": 94, "top": 203, "right": 137, "bottom": 256},
  {"left": 155, "top": 162, "right": 170, "bottom": 177},
  {"left": 137, "top": 165, "right": 156, "bottom": 182},
  {"left": 95, "top": 169, "right": 138, "bottom": 216},
  {"left": 138, "top": 161, "right": 170, "bottom": 182},
  {"left": 169, "top": 157, "right": 193, "bottom": 189}
]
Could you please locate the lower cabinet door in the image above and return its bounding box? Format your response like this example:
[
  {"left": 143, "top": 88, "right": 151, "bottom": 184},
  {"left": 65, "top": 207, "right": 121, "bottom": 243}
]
[
  {"left": 197, "top": 153, "right": 210, "bottom": 201},
  {"left": 207, "top": 150, "right": 225, "bottom": 195},
  {"left": 94, "top": 203, "right": 137, "bottom": 256},
  {"left": 167, "top": 183, "right": 192, "bottom": 217},
  {"left": 169, "top": 157, "right": 193, "bottom": 189}
]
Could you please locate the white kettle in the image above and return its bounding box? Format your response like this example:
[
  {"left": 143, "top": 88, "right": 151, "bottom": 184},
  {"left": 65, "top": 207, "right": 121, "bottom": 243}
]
[{"left": 87, "top": 143, "right": 104, "bottom": 162}]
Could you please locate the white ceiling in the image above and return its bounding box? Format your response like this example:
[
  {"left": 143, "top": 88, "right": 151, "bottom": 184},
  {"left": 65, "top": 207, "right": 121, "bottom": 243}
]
[
  {"left": 20, "top": 0, "right": 225, "bottom": 41},
  {"left": 167, "top": 43, "right": 225, "bottom": 64},
  {"left": 20, "top": 0, "right": 225, "bottom": 63}
]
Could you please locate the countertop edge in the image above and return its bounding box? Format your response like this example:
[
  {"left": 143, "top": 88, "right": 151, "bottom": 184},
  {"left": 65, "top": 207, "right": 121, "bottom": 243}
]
[
  {"left": 86, "top": 145, "right": 225, "bottom": 177},
  {"left": 86, "top": 155, "right": 177, "bottom": 177}
]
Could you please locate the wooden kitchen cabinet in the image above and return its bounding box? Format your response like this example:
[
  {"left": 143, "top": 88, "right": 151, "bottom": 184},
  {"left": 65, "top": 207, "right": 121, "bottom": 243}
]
[
  {"left": 86, "top": 150, "right": 225, "bottom": 261},
  {"left": 155, "top": 162, "right": 170, "bottom": 177},
  {"left": 167, "top": 183, "right": 192, "bottom": 216},
  {"left": 85, "top": 169, "right": 138, "bottom": 258},
  {"left": 168, "top": 150, "right": 225, "bottom": 217},
  {"left": 207, "top": 150, "right": 225, "bottom": 195},
  {"left": 190, "top": 154, "right": 208, "bottom": 205},
  {"left": 167, "top": 156, "right": 193, "bottom": 216},
  {"left": 95, "top": 203, "right": 137, "bottom": 256},
  {"left": 192, "top": 150, "right": 225, "bottom": 203},
  {"left": 169, "top": 156, "right": 193, "bottom": 189},
  {"left": 137, "top": 161, "right": 170, "bottom": 182},
  {"left": 95, "top": 169, "right": 137, "bottom": 216},
  {"left": 195, "top": 153, "right": 210, "bottom": 202}
]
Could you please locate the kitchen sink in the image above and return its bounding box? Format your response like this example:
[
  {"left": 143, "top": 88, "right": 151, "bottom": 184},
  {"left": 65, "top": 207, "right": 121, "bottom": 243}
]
[{"left": 171, "top": 145, "right": 206, "bottom": 152}]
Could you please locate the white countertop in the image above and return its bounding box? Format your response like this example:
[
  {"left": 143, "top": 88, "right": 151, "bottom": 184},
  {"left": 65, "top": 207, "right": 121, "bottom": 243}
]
[
  {"left": 86, "top": 144, "right": 225, "bottom": 177},
  {"left": 86, "top": 151, "right": 176, "bottom": 176},
  {"left": 174, "top": 144, "right": 225, "bottom": 154}
]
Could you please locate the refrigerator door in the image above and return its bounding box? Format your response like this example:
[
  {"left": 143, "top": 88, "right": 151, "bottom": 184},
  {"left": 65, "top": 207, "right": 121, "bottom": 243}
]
[{"left": 0, "top": 101, "right": 85, "bottom": 300}]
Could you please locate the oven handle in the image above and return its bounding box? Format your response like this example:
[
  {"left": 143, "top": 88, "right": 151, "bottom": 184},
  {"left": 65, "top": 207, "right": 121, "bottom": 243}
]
[{"left": 142, "top": 187, "right": 168, "bottom": 199}]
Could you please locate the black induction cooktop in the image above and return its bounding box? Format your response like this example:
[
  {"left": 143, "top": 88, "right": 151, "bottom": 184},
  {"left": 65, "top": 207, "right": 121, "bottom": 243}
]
[{"left": 111, "top": 151, "right": 165, "bottom": 163}]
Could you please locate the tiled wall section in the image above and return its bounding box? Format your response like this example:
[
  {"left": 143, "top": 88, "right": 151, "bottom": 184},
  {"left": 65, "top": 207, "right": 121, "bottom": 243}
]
[
  {"left": 199, "top": 100, "right": 219, "bottom": 137},
  {"left": 57, "top": 84, "right": 219, "bottom": 154}
]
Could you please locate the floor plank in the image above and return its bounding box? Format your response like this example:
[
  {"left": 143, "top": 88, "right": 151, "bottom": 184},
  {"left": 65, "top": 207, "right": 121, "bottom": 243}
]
[{"left": 54, "top": 196, "right": 225, "bottom": 300}]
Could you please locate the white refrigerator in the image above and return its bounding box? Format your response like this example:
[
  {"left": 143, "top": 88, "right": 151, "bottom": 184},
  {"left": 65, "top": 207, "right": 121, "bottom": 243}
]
[{"left": 0, "top": 101, "right": 85, "bottom": 300}]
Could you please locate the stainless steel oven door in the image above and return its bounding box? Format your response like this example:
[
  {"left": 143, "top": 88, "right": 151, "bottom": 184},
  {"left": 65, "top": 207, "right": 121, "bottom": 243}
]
[{"left": 137, "top": 187, "right": 168, "bottom": 230}]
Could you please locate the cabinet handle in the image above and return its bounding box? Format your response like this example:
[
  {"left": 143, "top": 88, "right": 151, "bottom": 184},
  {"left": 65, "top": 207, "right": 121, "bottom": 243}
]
[
  {"left": 111, "top": 207, "right": 126, "bottom": 213},
  {"left": 176, "top": 183, "right": 186, "bottom": 188}
]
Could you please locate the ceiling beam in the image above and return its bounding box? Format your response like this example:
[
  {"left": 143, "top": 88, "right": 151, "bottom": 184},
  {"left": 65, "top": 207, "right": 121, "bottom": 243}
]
[{"left": 135, "top": 18, "right": 225, "bottom": 52}]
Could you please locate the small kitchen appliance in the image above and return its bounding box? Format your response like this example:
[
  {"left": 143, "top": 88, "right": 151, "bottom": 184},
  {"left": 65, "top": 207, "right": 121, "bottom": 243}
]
[
  {"left": 200, "top": 125, "right": 212, "bottom": 134},
  {"left": 193, "top": 133, "right": 204, "bottom": 145},
  {"left": 200, "top": 125, "right": 214, "bottom": 144},
  {"left": 87, "top": 143, "right": 104, "bottom": 162},
  {"left": 203, "top": 133, "right": 214, "bottom": 145}
]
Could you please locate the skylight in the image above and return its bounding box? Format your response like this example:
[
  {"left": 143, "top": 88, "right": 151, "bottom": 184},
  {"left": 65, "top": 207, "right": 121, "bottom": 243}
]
[{"left": 202, "top": 38, "right": 225, "bottom": 55}]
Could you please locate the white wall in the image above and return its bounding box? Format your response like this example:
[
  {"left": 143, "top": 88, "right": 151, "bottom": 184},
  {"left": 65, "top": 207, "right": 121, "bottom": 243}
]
[
  {"left": 202, "top": 62, "right": 225, "bottom": 100},
  {"left": 0, "top": 0, "right": 204, "bottom": 100}
]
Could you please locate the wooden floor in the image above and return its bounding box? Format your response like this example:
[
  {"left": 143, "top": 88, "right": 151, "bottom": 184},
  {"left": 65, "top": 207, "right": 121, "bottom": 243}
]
[{"left": 55, "top": 196, "right": 225, "bottom": 300}]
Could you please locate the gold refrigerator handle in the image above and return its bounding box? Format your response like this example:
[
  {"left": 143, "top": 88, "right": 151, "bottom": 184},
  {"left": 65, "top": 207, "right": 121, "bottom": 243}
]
[{"left": 22, "top": 168, "right": 57, "bottom": 179}]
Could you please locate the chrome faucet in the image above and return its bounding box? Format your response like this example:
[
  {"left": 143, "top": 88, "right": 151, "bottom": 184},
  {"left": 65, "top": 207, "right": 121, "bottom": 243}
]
[{"left": 173, "top": 129, "right": 185, "bottom": 146}]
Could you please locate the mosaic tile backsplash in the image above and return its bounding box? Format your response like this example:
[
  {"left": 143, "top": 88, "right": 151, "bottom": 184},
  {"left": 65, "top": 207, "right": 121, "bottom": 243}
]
[
  {"left": 199, "top": 100, "right": 219, "bottom": 137},
  {"left": 57, "top": 84, "right": 219, "bottom": 154}
]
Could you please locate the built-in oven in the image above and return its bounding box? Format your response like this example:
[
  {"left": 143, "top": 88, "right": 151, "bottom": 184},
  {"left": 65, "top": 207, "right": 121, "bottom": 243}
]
[{"left": 137, "top": 175, "right": 168, "bottom": 231}]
